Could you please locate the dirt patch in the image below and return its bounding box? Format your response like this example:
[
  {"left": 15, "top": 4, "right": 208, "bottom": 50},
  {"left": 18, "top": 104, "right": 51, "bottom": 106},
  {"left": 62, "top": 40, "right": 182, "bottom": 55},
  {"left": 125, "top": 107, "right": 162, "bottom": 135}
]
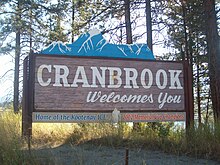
[{"left": 29, "top": 143, "right": 220, "bottom": 165}]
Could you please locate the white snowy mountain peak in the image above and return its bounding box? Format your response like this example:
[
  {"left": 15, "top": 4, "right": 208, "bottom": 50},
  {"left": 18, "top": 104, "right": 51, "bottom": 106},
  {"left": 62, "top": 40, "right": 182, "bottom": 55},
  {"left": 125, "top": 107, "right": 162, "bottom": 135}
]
[{"left": 41, "top": 28, "right": 154, "bottom": 60}]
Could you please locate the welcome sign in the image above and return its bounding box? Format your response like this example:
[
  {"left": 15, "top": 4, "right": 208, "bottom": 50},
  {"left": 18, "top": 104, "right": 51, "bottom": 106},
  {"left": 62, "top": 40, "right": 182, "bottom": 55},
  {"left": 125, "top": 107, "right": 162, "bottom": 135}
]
[
  {"left": 34, "top": 55, "right": 184, "bottom": 112},
  {"left": 23, "top": 29, "right": 192, "bottom": 137}
]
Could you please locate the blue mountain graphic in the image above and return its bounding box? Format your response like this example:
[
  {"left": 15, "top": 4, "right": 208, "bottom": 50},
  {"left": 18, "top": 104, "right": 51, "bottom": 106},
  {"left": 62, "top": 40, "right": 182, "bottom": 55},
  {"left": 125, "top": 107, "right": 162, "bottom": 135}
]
[{"left": 41, "top": 29, "right": 155, "bottom": 60}]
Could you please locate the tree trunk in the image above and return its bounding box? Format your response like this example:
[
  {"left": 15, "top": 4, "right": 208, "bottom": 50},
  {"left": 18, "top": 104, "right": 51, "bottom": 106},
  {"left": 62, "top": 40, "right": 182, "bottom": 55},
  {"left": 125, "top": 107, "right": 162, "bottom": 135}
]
[
  {"left": 145, "top": 0, "right": 153, "bottom": 51},
  {"left": 205, "top": 90, "right": 211, "bottom": 124},
  {"left": 29, "top": 0, "right": 32, "bottom": 51},
  {"left": 197, "top": 62, "right": 201, "bottom": 125},
  {"left": 181, "top": 0, "right": 194, "bottom": 127},
  {"left": 14, "top": 0, "right": 21, "bottom": 113},
  {"left": 203, "top": 0, "right": 220, "bottom": 122},
  {"left": 124, "top": 0, "right": 141, "bottom": 131},
  {"left": 181, "top": 0, "right": 189, "bottom": 61},
  {"left": 71, "top": 0, "right": 75, "bottom": 43},
  {"left": 124, "top": 0, "right": 132, "bottom": 44}
]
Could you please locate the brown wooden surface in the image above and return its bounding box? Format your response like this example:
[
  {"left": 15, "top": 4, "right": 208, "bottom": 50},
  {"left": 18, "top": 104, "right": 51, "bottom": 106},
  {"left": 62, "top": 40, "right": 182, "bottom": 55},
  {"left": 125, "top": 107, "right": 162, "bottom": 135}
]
[
  {"left": 22, "top": 57, "right": 29, "bottom": 136},
  {"left": 22, "top": 55, "right": 34, "bottom": 137},
  {"left": 34, "top": 55, "right": 185, "bottom": 112}
]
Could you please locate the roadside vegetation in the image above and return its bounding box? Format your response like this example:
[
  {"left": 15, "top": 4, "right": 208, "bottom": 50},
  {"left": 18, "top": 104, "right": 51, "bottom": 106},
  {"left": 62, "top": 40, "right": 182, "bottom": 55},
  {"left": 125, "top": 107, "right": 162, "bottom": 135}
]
[{"left": 0, "top": 111, "right": 220, "bottom": 164}]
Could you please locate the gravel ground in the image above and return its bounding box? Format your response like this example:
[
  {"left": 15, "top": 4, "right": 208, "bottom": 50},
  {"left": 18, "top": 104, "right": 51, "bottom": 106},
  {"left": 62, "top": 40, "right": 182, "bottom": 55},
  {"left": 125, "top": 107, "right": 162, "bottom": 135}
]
[{"left": 31, "top": 144, "right": 220, "bottom": 165}]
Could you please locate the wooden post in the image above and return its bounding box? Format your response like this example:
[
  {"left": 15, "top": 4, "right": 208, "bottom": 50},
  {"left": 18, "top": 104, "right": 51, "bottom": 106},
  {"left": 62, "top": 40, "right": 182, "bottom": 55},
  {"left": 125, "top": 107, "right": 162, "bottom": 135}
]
[
  {"left": 184, "top": 60, "right": 194, "bottom": 129},
  {"left": 22, "top": 56, "right": 29, "bottom": 136},
  {"left": 125, "top": 148, "right": 129, "bottom": 165},
  {"left": 188, "top": 62, "right": 194, "bottom": 126},
  {"left": 28, "top": 53, "right": 35, "bottom": 136},
  {"left": 22, "top": 53, "right": 35, "bottom": 138}
]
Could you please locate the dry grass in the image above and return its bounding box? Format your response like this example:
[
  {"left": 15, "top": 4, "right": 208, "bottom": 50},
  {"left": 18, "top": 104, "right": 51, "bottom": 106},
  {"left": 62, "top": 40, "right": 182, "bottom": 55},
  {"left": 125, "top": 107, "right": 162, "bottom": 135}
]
[
  {"left": 0, "top": 110, "right": 220, "bottom": 164},
  {"left": 0, "top": 111, "right": 26, "bottom": 165},
  {"left": 31, "top": 123, "right": 78, "bottom": 147}
]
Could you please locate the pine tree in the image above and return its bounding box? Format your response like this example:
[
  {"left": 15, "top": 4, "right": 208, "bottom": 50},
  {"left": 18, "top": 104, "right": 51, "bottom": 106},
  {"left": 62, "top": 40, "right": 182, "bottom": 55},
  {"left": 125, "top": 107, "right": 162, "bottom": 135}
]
[
  {"left": 161, "top": 0, "right": 210, "bottom": 124},
  {"left": 0, "top": 0, "right": 70, "bottom": 112},
  {"left": 203, "top": 0, "right": 220, "bottom": 122}
]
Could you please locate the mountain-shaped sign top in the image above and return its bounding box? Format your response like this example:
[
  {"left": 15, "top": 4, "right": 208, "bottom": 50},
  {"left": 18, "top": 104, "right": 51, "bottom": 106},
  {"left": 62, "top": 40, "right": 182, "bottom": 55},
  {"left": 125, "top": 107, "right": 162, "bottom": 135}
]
[{"left": 41, "top": 29, "right": 155, "bottom": 60}]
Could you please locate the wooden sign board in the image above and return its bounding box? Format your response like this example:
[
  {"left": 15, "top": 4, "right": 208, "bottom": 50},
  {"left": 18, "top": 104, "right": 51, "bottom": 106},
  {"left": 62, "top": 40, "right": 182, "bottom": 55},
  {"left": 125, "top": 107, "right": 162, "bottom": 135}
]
[
  {"left": 22, "top": 53, "right": 190, "bottom": 137},
  {"left": 32, "top": 112, "right": 186, "bottom": 123},
  {"left": 34, "top": 54, "right": 185, "bottom": 112}
]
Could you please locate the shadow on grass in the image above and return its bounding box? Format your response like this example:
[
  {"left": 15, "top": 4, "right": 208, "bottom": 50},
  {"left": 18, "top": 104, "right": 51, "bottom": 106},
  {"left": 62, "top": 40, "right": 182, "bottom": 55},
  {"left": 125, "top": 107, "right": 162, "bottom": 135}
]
[{"left": 26, "top": 134, "right": 220, "bottom": 165}]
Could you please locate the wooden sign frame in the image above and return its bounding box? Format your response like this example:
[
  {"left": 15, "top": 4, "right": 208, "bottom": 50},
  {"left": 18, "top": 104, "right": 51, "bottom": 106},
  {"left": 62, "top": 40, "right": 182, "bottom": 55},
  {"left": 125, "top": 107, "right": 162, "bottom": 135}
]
[{"left": 22, "top": 53, "right": 193, "bottom": 136}]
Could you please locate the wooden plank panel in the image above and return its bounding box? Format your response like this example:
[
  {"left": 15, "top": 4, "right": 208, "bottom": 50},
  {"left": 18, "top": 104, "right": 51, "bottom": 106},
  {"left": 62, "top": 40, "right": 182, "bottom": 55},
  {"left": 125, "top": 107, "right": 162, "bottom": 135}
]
[{"left": 34, "top": 55, "right": 185, "bottom": 112}]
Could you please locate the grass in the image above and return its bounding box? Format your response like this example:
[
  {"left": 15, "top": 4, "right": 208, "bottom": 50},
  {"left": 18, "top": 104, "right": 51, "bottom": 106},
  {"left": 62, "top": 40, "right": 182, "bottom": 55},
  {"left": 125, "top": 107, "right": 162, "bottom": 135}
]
[
  {"left": 31, "top": 122, "right": 78, "bottom": 147},
  {"left": 0, "top": 111, "right": 33, "bottom": 165},
  {"left": 0, "top": 110, "right": 220, "bottom": 164},
  {"left": 58, "top": 122, "right": 220, "bottom": 161}
]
